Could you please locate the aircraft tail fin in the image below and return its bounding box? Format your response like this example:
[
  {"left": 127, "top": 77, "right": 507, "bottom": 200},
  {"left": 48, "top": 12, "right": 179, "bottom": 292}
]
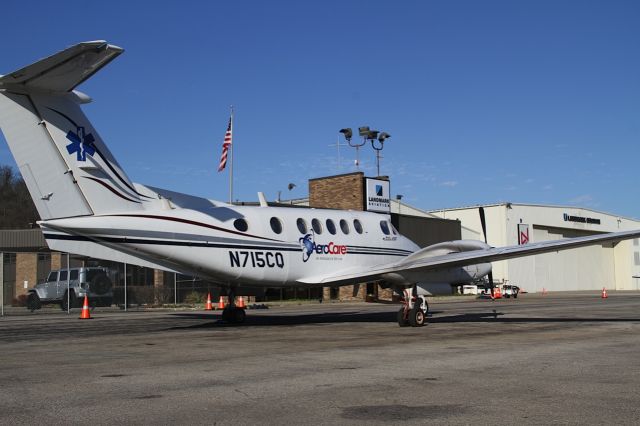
[{"left": 0, "top": 41, "right": 149, "bottom": 220}]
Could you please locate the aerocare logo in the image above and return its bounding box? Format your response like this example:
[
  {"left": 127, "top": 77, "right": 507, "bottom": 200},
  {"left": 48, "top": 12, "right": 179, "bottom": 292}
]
[{"left": 299, "top": 233, "right": 348, "bottom": 262}]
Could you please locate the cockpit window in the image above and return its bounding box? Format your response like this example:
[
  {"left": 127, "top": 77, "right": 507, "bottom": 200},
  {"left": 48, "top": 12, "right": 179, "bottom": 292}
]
[{"left": 380, "top": 220, "right": 390, "bottom": 235}]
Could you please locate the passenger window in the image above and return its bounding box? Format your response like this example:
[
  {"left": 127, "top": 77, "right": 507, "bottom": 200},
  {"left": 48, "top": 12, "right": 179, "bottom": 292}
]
[
  {"left": 380, "top": 220, "right": 390, "bottom": 235},
  {"left": 270, "top": 217, "right": 283, "bottom": 234},
  {"left": 233, "top": 218, "right": 248, "bottom": 232},
  {"left": 70, "top": 270, "right": 79, "bottom": 280},
  {"left": 59, "top": 270, "right": 68, "bottom": 281},
  {"left": 312, "top": 218, "right": 323, "bottom": 234},
  {"left": 353, "top": 219, "right": 363, "bottom": 234},
  {"left": 326, "top": 219, "right": 337, "bottom": 235},
  {"left": 297, "top": 218, "right": 307, "bottom": 234},
  {"left": 390, "top": 223, "right": 398, "bottom": 235},
  {"left": 47, "top": 271, "right": 58, "bottom": 282},
  {"left": 340, "top": 219, "right": 350, "bottom": 234}
]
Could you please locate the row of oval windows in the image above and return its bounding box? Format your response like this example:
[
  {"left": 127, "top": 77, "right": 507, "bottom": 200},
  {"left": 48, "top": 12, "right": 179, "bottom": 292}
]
[{"left": 233, "top": 217, "right": 398, "bottom": 236}]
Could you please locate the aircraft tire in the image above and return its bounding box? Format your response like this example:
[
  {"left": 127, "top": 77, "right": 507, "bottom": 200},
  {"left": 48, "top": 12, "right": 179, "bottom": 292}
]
[
  {"left": 408, "top": 306, "right": 425, "bottom": 327},
  {"left": 397, "top": 308, "right": 409, "bottom": 327},
  {"left": 233, "top": 308, "right": 246, "bottom": 324}
]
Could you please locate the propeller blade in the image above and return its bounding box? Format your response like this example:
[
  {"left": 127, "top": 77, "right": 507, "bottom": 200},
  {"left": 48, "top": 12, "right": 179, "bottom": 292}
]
[{"left": 479, "top": 206, "right": 488, "bottom": 244}]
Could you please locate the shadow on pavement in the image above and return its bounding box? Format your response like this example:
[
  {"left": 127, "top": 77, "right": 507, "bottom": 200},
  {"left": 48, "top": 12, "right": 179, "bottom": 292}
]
[{"left": 167, "top": 309, "right": 640, "bottom": 329}]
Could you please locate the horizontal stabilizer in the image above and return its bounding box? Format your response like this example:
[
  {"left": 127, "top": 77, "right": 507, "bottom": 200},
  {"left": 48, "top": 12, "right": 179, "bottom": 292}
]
[{"left": 0, "top": 41, "right": 123, "bottom": 93}]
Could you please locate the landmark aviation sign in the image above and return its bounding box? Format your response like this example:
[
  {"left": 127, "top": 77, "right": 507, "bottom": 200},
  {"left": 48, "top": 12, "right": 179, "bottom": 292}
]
[{"left": 365, "top": 178, "right": 390, "bottom": 213}]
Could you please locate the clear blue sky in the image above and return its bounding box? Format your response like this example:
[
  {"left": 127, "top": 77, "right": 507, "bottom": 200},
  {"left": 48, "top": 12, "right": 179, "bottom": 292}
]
[{"left": 1, "top": 0, "right": 638, "bottom": 218}]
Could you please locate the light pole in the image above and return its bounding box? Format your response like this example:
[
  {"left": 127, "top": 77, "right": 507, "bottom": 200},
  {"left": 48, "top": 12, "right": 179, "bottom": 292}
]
[
  {"left": 370, "top": 131, "right": 390, "bottom": 177},
  {"left": 339, "top": 127, "right": 365, "bottom": 170}
]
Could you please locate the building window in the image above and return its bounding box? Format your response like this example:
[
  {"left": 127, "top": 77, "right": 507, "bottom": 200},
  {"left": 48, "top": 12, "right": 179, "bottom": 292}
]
[
  {"left": 340, "top": 219, "right": 350, "bottom": 235},
  {"left": 353, "top": 219, "right": 363, "bottom": 234},
  {"left": 3, "top": 253, "right": 16, "bottom": 265},
  {"left": 270, "top": 217, "right": 283, "bottom": 234},
  {"left": 634, "top": 239, "right": 639, "bottom": 247},
  {"left": 635, "top": 252, "right": 640, "bottom": 266},
  {"left": 296, "top": 218, "right": 307, "bottom": 234},
  {"left": 233, "top": 218, "right": 248, "bottom": 232},
  {"left": 380, "top": 220, "right": 390, "bottom": 235},
  {"left": 37, "top": 253, "right": 51, "bottom": 262},
  {"left": 326, "top": 219, "right": 337, "bottom": 235},
  {"left": 312, "top": 218, "right": 323, "bottom": 234}
]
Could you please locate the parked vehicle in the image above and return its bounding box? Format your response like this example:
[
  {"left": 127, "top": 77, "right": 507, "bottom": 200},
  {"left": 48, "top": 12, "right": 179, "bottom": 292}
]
[
  {"left": 26, "top": 267, "right": 113, "bottom": 311},
  {"left": 502, "top": 284, "right": 520, "bottom": 298}
]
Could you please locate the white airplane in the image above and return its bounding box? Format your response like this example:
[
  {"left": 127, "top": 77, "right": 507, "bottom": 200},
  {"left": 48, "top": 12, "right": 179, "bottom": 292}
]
[{"left": 1, "top": 41, "right": 639, "bottom": 327}]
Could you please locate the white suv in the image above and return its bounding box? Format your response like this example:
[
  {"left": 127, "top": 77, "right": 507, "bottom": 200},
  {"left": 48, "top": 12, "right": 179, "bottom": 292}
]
[{"left": 26, "top": 267, "right": 113, "bottom": 311}]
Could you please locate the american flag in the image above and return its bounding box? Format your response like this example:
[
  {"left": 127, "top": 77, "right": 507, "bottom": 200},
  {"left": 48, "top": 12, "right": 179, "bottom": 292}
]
[{"left": 217, "top": 116, "right": 233, "bottom": 172}]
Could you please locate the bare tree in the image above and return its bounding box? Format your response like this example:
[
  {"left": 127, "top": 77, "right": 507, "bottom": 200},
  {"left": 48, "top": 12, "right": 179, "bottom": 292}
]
[{"left": 0, "top": 165, "right": 40, "bottom": 229}]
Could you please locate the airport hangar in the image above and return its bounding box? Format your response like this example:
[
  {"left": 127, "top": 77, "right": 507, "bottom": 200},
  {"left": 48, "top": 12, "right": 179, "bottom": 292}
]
[
  {"left": 429, "top": 203, "right": 640, "bottom": 292},
  {"left": 2, "top": 171, "right": 639, "bottom": 306}
]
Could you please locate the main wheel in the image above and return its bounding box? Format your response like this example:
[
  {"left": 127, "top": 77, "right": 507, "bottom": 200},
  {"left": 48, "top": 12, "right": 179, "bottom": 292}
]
[
  {"left": 233, "top": 308, "right": 246, "bottom": 324},
  {"left": 27, "top": 293, "right": 41, "bottom": 312},
  {"left": 408, "top": 306, "right": 425, "bottom": 327},
  {"left": 397, "top": 307, "right": 409, "bottom": 327}
]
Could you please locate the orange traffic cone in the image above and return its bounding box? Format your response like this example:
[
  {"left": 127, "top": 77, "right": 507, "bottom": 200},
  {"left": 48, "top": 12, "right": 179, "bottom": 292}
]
[
  {"left": 601, "top": 287, "right": 608, "bottom": 299},
  {"left": 237, "top": 296, "right": 246, "bottom": 309},
  {"left": 205, "top": 292, "right": 213, "bottom": 311},
  {"left": 494, "top": 287, "right": 502, "bottom": 299},
  {"left": 79, "top": 295, "right": 92, "bottom": 319},
  {"left": 218, "top": 296, "right": 226, "bottom": 309}
]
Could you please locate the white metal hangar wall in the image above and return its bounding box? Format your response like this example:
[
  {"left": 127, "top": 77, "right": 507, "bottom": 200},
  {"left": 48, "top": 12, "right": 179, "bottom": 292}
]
[{"left": 430, "top": 203, "right": 640, "bottom": 292}]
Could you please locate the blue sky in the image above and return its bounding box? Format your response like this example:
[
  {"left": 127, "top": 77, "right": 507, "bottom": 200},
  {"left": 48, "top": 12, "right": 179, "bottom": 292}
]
[{"left": 1, "top": 1, "right": 638, "bottom": 218}]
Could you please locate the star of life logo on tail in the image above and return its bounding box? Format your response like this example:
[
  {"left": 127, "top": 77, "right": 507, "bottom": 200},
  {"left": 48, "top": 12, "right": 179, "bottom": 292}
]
[{"left": 65, "top": 126, "right": 95, "bottom": 161}]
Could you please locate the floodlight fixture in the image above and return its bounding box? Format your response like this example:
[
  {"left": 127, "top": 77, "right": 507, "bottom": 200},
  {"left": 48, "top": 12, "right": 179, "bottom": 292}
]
[
  {"left": 367, "top": 130, "right": 379, "bottom": 141},
  {"left": 339, "top": 128, "right": 353, "bottom": 141},
  {"left": 378, "top": 132, "right": 391, "bottom": 143},
  {"left": 358, "top": 126, "right": 370, "bottom": 137}
]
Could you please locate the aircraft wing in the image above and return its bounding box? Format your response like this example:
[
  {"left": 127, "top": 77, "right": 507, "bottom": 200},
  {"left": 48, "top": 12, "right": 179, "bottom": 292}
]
[
  {"left": 0, "top": 40, "right": 122, "bottom": 93},
  {"left": 297, "top": 229, "right": 640, "bottom": 286}
]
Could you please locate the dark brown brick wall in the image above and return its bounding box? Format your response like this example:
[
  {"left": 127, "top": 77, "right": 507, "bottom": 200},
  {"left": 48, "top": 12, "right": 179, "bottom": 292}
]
[{"left": 309, "top": 172, "right": 365, "bottom": 211}]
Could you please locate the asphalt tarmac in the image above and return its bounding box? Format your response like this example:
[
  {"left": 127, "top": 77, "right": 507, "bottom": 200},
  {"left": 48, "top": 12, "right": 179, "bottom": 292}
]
[{"left": 1, "top": 292, "right": 639, "bottom": 425}]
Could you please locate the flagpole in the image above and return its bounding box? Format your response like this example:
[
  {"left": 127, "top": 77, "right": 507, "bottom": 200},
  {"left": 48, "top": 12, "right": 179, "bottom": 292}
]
[{"left": 229, "top": 105, "right": 234, "bottom": 204}]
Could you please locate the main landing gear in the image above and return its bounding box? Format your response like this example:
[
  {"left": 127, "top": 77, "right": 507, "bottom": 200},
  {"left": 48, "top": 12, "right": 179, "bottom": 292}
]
[
  {"left": 397, "top": 288, "right": 429, "bottom": 327},
  {"left": 221, "top": 288, "right": 246, "bottom": 324}
]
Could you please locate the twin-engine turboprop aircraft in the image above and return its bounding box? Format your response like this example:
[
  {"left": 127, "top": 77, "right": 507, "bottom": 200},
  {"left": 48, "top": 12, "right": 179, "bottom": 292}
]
[{"left": 1, "top": 41, "right": 639, "bottom": 327}]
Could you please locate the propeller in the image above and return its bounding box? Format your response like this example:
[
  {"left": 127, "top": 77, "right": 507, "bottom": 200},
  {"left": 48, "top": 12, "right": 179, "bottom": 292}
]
[{"left": 479, "top": 207, "right": 495, "bottom": 298}]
